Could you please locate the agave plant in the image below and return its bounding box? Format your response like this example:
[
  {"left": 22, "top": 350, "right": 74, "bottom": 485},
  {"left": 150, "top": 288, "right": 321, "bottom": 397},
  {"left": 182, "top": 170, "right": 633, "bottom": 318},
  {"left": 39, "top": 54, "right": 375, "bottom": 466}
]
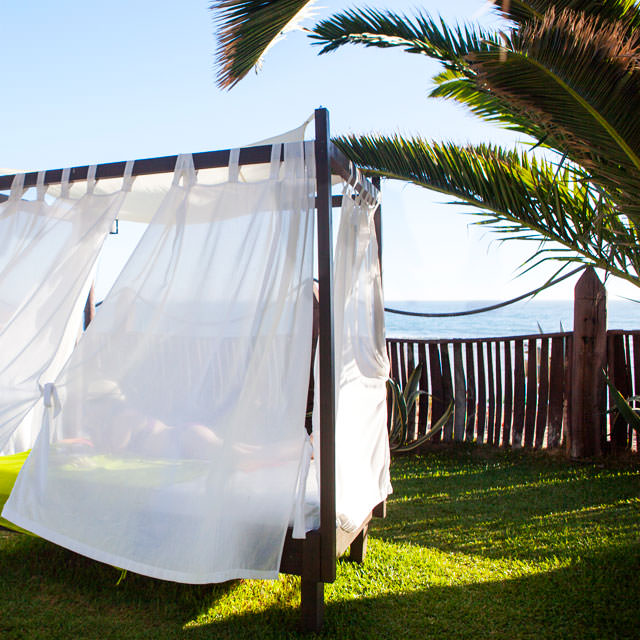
[{"left": 387, "top": 363, "right": 454, "bottom": 453}]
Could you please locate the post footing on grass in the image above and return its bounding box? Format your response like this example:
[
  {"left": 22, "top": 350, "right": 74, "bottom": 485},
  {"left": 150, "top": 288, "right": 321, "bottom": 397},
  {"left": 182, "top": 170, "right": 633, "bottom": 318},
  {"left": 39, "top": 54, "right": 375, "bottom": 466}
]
[{"left": 300, "top": 579, "right": 324, "bottom": 632}]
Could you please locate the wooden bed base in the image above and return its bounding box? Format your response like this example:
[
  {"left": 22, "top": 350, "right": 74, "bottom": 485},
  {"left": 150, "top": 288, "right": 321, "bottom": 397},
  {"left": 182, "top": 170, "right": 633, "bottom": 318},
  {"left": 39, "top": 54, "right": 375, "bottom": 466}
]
[{"left": 279, "top": 500, "right": 386, "bottom": 632}]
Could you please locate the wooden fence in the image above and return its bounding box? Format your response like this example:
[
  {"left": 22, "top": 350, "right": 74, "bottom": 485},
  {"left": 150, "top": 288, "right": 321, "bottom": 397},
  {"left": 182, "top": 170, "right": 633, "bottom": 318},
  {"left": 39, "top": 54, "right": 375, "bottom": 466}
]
[
  {"left": 387, "top": 321, "right": 640, "bottom": 454},
  {"left": 387, "top": 332, "right": 571, "bottom": 449}
]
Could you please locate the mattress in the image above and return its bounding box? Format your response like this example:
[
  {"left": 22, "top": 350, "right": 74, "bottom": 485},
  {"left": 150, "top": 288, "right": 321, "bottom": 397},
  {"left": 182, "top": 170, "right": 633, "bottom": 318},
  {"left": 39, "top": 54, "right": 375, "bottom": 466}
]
[{"left": 0, "top": 450, "right": 320, "bottom": 536}]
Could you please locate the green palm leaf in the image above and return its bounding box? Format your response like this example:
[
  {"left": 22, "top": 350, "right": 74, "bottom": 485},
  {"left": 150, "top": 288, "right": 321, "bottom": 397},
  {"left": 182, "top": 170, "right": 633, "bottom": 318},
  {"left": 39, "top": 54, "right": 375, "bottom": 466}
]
[
  {"left": 493, "top": 0, "right": 640, "bottom": 31},
  {"left": 469, "top": 9, "right": 640, "bottom": 220},
  {"left": 334, "top": 134, "right": 640, "bottom": 286},
  {"left": 429, "top": 75, "right": 550, "bottom": 141},
  {"left": 211, "top": 0, "right": 314, "bottom": 89},
  {"left": 310, "top": 8, "right": 500, "bottom": 63}
]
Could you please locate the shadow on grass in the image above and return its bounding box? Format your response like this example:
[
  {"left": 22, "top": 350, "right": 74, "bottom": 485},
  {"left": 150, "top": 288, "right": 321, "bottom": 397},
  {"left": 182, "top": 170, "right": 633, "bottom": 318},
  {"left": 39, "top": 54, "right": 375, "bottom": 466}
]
[
  {"left": 4, "top": 532, "right": 636, "bottom": 640},
  {"left": 0, "top": 531, "right": 238, "bottom": 640},
  {"left": 184, "top": 544, "right": 640, "bottom": 640},
  {"left": 1, "top": 448, "right": 637, "bottom": 639}
]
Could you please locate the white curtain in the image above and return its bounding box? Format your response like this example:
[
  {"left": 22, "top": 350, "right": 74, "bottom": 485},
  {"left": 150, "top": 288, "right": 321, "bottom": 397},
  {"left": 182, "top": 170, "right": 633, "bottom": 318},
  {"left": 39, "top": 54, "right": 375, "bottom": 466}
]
[
  {"left": 314, "top": 184, "right": 392, "bottom": 532},
  {"left": 0, "top": 166, "right": 135, "bottom": 455},
  {"left": 3, "top": 144, "right": 315, "bottom": 583}
]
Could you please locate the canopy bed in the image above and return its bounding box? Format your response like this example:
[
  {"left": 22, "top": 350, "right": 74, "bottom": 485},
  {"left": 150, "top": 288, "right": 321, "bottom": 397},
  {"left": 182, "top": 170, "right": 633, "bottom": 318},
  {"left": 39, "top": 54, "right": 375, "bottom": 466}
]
[{"left": 0, "top": 108, "right": 390, "bottom": 631}]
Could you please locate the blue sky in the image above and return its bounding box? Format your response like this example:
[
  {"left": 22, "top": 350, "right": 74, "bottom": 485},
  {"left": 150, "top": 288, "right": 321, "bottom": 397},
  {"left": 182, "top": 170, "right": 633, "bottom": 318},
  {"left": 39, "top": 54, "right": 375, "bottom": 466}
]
[{"left": 2, "top": 1, "right": 636, "bottom": 302}]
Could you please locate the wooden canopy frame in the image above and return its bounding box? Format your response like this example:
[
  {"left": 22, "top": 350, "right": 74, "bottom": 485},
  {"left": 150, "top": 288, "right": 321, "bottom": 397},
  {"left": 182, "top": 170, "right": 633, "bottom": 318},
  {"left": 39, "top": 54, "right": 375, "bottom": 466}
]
[{"left": 0, "top": 107, "right": 384, "bottom": 632}]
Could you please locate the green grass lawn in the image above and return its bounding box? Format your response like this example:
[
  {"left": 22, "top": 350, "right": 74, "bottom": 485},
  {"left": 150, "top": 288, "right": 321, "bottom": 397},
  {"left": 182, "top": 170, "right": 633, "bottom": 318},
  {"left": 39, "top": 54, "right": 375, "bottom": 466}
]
[{"left": 1, "top": 445, "right": 638, "bottom": 639}]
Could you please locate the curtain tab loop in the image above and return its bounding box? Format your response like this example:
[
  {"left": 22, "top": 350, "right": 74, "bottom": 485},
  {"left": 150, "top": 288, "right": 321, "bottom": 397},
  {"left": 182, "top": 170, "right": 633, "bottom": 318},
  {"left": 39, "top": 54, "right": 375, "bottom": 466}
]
[
  {"left": 36, "top": 171, "right": 47, "bottom": 201},
  {"left": 171, "top": 154, "right": 196, "bottom": 187},
  {"left": 228, "top": 148, "right": 240, "bottom": 183},
  {"left": 60, "top": 167, "right": 71, "bottom": 198},
  {"left": 269, "top": 144, "right": 282, "bottom": 180},
  {"left": 122, "top": 160, "right": 135, "bottom": 192},
  {"left": 9, "top": 173, "right": 25, "bottom": 201},
  {"left": 86, "top": 165, "right": 97, "bottom": 195}
]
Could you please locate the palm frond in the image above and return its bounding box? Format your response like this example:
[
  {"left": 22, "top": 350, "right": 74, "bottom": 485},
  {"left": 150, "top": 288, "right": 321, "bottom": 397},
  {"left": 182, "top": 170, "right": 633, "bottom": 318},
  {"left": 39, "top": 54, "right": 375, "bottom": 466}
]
[
  {"left": 468, "top": 8, "right": 640, "bottom": 220},
  {"left": 211, "top": 0, "right": 314, "bottom": 89},
  {"left": 309, "top": 8, "right": 500, "bottom": 65},
  {"left": 493, "top": 0, "right": 640, "bottom": 32},
  {"left": 334, "top": 134, "right": 640, "bottom": 286},
  {"left": 429, "top": 75, "right": 550, "bottom": 141}
]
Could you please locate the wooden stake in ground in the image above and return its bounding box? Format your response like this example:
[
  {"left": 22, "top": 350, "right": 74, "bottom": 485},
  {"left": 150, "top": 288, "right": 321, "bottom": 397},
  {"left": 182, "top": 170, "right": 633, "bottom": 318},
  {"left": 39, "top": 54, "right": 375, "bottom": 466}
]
[{"left": 568, "top": 268, "right": 607, "bottom": 458}]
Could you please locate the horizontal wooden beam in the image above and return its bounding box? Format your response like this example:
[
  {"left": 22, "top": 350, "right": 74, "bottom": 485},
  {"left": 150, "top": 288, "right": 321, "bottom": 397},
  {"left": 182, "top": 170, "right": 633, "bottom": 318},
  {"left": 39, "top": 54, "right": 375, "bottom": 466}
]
[
  {"left": 0, "top": 143, "right": 379, "bottom": 205},
  {"left": 0, "top": 146, "right": 279, "bottom": 190},
  {"left": 386, "top": 331, "right": 572, "bottom": 346}
]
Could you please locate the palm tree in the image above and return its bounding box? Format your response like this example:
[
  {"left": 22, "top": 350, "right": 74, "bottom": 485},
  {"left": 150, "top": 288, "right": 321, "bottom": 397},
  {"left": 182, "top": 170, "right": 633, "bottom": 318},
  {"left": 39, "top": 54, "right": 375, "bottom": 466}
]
[{"left": 210, "top": 0, "right": 640, "bottom": 287}]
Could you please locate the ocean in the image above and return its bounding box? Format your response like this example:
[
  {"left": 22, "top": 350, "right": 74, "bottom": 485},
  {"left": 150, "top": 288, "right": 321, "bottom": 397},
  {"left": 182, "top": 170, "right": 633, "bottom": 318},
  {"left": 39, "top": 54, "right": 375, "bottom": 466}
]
[{"left": 384, "top": 299, "right": 640, "bottom": 340}]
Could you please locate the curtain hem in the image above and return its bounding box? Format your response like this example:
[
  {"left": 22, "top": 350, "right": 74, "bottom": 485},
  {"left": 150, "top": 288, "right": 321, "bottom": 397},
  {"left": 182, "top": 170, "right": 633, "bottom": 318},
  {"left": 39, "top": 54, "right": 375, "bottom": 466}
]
[{"left": 0, "top": 505, "right": 281, "bottom": 584}]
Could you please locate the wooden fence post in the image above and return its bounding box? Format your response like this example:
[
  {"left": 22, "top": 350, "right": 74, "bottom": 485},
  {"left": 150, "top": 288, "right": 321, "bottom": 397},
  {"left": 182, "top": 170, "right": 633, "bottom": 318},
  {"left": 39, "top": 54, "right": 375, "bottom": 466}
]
[{"left": 568, "top": 268, "right": 607, "bottom": 458}]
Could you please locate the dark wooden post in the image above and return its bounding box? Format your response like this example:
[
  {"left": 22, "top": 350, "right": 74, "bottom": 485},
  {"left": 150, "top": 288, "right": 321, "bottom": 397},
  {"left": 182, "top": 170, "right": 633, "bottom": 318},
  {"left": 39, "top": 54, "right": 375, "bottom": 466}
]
[
  {"left": 568, "top": 268, "right": 607, "bottom": 458},
  {"left": 314, "top": 107, "right": 336, "bottom": 585},
  {"left": 372, "top": 176, "right": 382, "bottom": 276}
]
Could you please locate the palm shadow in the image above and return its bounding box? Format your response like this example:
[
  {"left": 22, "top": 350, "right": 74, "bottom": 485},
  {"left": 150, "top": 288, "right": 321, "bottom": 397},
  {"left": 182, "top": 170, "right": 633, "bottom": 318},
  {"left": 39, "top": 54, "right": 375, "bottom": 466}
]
[{"left": 184, "top": 544, "right": 640, "bottom": 640}]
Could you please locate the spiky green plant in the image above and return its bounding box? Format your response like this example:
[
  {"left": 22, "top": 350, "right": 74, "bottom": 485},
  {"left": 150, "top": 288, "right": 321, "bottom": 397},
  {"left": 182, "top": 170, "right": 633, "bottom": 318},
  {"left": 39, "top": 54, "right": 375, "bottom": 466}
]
[
  {"left": 387, "top": 363, "right": 454, "bottom": 453},
  {"left": 604, "top": 371, "right": 640, "bottom": 436}
]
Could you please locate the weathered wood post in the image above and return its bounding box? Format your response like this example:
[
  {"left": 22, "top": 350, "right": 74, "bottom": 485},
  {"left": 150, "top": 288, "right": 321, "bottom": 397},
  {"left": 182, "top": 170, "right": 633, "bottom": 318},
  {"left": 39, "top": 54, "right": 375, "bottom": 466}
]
[{"left": 568, "top": 268, "right": 607, "bottom": 458}]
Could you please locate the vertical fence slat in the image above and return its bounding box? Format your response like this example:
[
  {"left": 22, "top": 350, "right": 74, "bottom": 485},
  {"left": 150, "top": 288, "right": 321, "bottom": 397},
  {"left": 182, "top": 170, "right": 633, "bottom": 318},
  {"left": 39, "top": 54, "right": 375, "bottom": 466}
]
[
  {"left": 429, "top": 344, "right": 444, "bottom": 441},
  {"left": 502, "top": 341, "right": 513, "bottom": 446},
  {"left": 624, "top": 334, "right": 633, "bottom": 448},
  {"left": 633, "top": 334, "right": 640, "bottom": 451},
  {"left": 399, "top": 342, "right": 408, "bottom": 389},
  {"left": 407, "top": 342, "right": 416, "bottom": 377},
  {"left": 389, "top": 340, "right": 400, "bottom": 385},
  {"left": 633, "top": 334, "right": 640, "bottom": 398},
  {"left": 476, "top": 342, "right": 486, "bottom": 444},
  {"left": 535, "top": 338, "right": 550, "bottom": 449},
  {"left": 453, "top": 342, "right": 466, "bottom": 441},
  {"left": 564, "top": 335, "right": 572, "bottom": 449},
  {"left": 512, "top": 339, "right": 526, "bottom": 447},
  {"left": 548, "top": 336, "right": 564, "bottom": 448},
  {"left": 611, "top": 333, "right": 631, "bottom": 449},
  {"left": 524, "top": 338, "right": 538, "bottom": 447},
  {"left": 465, "top": 342, "right": 477, "bottom": 441},
  {"left": 406, "top": 342, "right": 417, "bottom": 440},
  {"left": 418, "top": 343, "right": 428, "bottom": 435},
  {"left": 486, "top": 342, "right": 495, "bottom": 446},
  {"left": 494, "top": 342, "right": 503, "bottom": 446},
  {"left": 440, "top": 343, "right": 454, "bottom": 441}
]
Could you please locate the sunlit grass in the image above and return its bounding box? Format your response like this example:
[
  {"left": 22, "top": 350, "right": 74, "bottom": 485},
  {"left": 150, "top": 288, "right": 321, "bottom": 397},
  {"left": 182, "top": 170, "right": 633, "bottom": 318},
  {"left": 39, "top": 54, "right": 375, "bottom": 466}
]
[{"left": 1, "top": 444, "right": 638, "bottom": 639}]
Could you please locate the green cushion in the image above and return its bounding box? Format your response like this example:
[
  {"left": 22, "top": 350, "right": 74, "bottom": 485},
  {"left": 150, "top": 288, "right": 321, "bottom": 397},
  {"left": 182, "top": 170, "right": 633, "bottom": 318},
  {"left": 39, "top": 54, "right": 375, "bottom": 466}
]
[{"left": 0, "top": 451, "right": 30, "bottom": 533}]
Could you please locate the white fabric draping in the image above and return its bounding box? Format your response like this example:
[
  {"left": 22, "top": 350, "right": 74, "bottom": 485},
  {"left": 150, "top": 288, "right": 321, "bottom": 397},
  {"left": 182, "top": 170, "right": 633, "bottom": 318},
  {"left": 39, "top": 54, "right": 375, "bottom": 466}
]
[
  {"left": 313, "top": 184, "right": 392, "bottom": 532},
  {"left": 3, "top": 144, "right": 315, "bottom": 583},
  {"left": 0, "top": 167, "right": 134, "bottom": 454}
]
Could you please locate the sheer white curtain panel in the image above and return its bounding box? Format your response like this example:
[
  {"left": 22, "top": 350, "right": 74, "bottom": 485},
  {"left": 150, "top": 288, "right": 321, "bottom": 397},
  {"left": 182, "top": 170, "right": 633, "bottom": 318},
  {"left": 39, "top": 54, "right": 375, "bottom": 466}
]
[
  {"left": 4, "top": 144, "right": 316, "bottom": 583},
  {"left": 0, "top": 165, "right": 135, "bottom": 454},
  {"left": 313, "top": 184, "right": 392, "bottom": 532}
]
